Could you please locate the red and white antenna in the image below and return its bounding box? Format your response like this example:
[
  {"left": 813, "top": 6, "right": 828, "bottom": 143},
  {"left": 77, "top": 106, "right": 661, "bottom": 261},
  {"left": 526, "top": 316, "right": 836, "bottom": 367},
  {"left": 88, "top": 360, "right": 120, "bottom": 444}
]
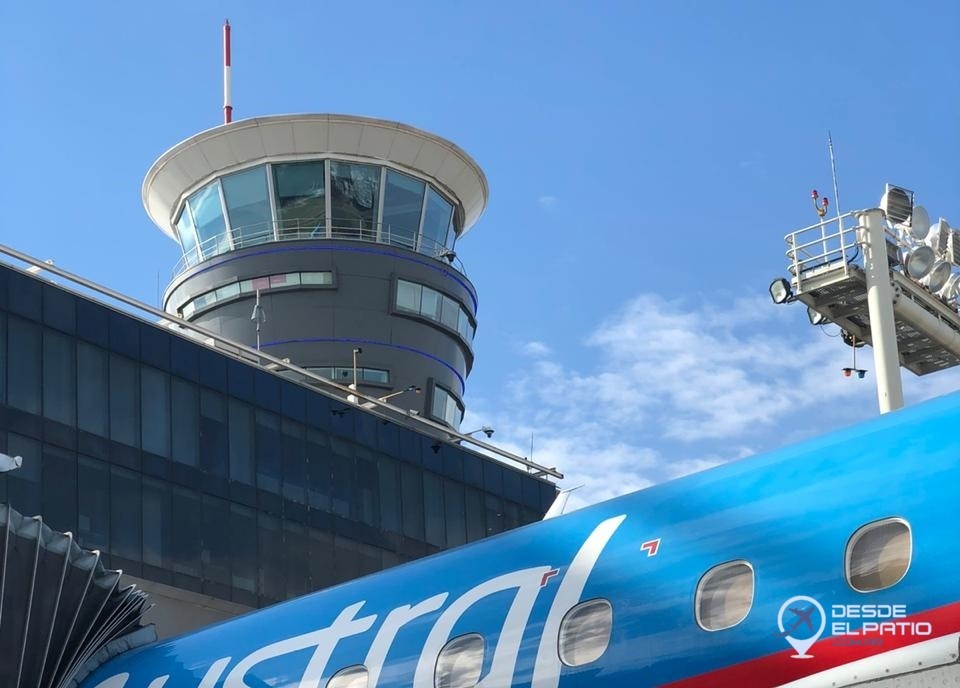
[{"left": 223, "top": 19, "right": 233, "bottom": 124}]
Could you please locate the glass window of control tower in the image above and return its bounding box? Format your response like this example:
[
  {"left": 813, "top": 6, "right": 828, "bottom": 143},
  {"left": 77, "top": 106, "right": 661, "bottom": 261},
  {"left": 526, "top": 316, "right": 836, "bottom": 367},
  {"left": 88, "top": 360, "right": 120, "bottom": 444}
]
[
  {"left": 382, "top": 170, "right": 425, "bottom": 250},
  {"left": 188, "top": 183, "right": 229, "bottom": 258},
  {"left": 330, "top": 161, "right": 380, "bottom": 238},
  {"left": 222, "top": 167, "right": 272, "bottom": 248},
  {"left": 273, "top": 161, "right": 327, "bottom": 238},
  {"left": 421, "top": 188, "right": 453, "bottom": 253},
  {"left": 175, "top": 208, "right": 200, "bottom": 267}
]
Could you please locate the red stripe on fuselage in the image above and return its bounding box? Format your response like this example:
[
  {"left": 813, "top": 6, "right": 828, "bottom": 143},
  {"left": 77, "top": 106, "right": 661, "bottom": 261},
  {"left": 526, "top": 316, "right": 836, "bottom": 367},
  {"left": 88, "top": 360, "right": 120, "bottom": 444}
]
[{"left": 660, "top": 600, "right": 960, "bottom": 688}]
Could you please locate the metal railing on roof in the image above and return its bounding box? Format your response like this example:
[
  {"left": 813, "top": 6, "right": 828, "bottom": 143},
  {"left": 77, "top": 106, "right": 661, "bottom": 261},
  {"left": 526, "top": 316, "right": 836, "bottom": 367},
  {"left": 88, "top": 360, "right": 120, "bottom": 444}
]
[
  {"left": 173, "top": 218, "right": 465, "bottom": 278},
  {"left": 0, "top": 243, "right": 561, "bottom": 480}
]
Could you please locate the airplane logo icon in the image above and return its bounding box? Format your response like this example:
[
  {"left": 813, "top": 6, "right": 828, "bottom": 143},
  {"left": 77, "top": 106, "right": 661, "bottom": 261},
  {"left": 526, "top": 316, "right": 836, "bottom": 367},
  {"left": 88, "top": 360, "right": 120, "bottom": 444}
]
[
  {"left": 776, "top": 596, "right": 826, "bottom": 659},
  {"left": 777, "top": 606, "right": 816, "bottom": 637}
]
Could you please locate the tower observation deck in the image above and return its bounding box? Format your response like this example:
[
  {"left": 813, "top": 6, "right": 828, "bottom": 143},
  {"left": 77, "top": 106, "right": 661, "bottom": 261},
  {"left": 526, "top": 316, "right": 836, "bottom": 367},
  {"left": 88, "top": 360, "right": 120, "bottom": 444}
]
[{"left": 144, "top": 114, "right": 487, "bottom": 428}]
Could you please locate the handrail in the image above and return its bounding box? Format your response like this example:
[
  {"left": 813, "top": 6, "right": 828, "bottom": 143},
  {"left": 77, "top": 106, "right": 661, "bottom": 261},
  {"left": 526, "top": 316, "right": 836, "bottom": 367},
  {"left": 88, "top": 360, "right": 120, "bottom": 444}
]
[
  {"left": 0, "top": 244, "right": 562, "bottom": 480},
  {"left": 173, "top": 218, "right": 465, "bottom": 278}
]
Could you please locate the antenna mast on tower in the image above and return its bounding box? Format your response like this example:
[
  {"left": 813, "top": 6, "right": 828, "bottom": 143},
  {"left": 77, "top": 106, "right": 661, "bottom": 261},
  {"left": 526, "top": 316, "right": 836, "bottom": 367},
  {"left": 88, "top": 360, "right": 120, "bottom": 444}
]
[{"left": 223, "top": 20, "right": 232, "bottom": 124}]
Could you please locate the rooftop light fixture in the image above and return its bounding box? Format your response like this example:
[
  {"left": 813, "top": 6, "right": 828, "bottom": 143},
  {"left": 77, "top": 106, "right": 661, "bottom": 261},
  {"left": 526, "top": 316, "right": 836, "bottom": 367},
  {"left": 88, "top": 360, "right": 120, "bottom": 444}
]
[
  {"left": 880, "top": 184, "right": 914, "bottom": 225},
  {"left": 924, "top": 260, "right": 952, "bottom": 292},
  {"left": 903, "top": 245, "right": 936, "bottom": 280},
  {"left": 768, "top": 277, "right": 793, "bottom": 304},
  {"left": 807, "top": 306, "right": 829, "bottom": 326},
  {"left": 0, "top": 453, "right": 22, "bottom": 473}
]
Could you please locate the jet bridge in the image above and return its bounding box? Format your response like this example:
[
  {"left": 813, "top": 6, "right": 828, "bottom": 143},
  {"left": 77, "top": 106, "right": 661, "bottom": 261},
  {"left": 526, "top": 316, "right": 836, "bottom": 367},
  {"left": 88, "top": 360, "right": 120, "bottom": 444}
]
[{"left": 0, "top": 504, "right": 154, "bottom": 688}]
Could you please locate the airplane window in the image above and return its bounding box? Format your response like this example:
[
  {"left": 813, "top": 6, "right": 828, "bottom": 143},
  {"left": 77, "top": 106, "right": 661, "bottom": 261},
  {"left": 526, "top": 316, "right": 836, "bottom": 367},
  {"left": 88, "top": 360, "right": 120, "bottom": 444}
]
[
  {"left": 846, "top": 518, "right": 911, "bottom": 592},
  {"left": 558, "top": 598, "right": 613, "bottom": 667},
  {"left": 435, "top": 633, "right": 484, "bottom": 688},
  {"left": 327, "top": 665, "right": 368, "bottom": 688},
  {"left": 696, "top": 561, "right": 754, "bottom": 631}
]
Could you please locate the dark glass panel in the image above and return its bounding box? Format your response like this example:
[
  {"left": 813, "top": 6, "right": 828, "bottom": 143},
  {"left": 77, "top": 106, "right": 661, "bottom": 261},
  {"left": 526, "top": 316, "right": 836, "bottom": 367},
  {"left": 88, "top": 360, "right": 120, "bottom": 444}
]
[
  {"left": 41, "top": 444, "right": 77, "bottom": 534},
  {"left": 258, "top": 514, "right": 284, "bottom": 602},
  {"left": 464, "top": 487, "right": 486, "bottom": 542},
  {"left": 222, "top": 166, "right": 272, "bottom": 247},
  {"left": 382, "top": 170, "right": 424, "bottom": 249},
  {"left": 281, "top": 382, "right": 306, "bottom": 422},
  {"left": 171, "top": 487, "right": 202, "bottom": 577},
  {"left": 378, "top": 457, "right": 400, "bottom": 534},
  {"left": 141, "top": 366, "right": 171, "bottom": 457},
  {"left": 42, "top": 283, "right": 76, "bottom": 334},
  {"left": 355, "top": 451, "right": 379, "bottom": 527},
  {"left": 139, "top": 325, "right": 170, "bottom": 371},
  {"left": 170, "top": 337, "right": 199, "bottom": 381},
  {"left": 7, "top": 270, "right": 41, "bottom": 320},
  {"left": 308, "top": 527, "right": 335, "bottom": 590},
  {"left": 329, "top": 161, "right": 380, "bottom": 239},
  {"left": 281, "top": 419, "right": 306, "bottom": 504},
  {"left": 329, "top": 438, "right": 354, "bottom": 518},
  {"left": 108, "top": 311, "right": 139, "bottom": 359},
  {"left": 503, "top": 500, "right": 521, "bottom": 531},
  {"left": 201, "top": 495, "right": 231, "bottom": 588},
  {"left": 171, "top": 378, "right": 199, "bottom": 466},
  {"left": 77, "top": 342, "right": 108, "bottom": 437},
  {"left": 485, "top": 494, "right": 504, "bottom": 536},
  {"left": 273, "top": 161, "right": 326, "bottom": 238},
  {"left": 142, "top": 477, "right": 171, "bottom": 569},
  {"left": 77, "top": 456, "right": 109, "bottom": 551},
  {"left": 187, "top": 182, "right": 229, "bottom": 258},
  {"left": 255, "top": 409, "right": 281, "bottom": 495},
  {"left": 8, "top": 316, "right": 41, "bottom": 414},
  {"left": 109, "top": 354, "right": 140, "bottom": 448},
  {"left": 229, "top": 504, "right": 257, "bottom": 595},
  {"left": 0, "top": 313, "right": 5, "bottom": 404},
  {"left": 503, "top": 469, "right": 522, "bottom": 503},
  {"left": 75, "top": 298, "right": 109, "bottom": 347},
  {"left": 444, "top": 479, "right": 466, "bottom": 548},
  {"left": 200, "top": 389, "right": 228, "bottom": 478},
  {"left": 283, "top": 521, "right": 310, "bottom": 598},
  {"left": 42, "top": 328, "right": 76, "bottom": 426},
  {"left": 176, "top": 208, "right": 201, "bottom": 267},
  {"left": 7, "top": 434, "right": 40, "bottom": 517},
  {"left": 306, "top": 428, "right": 331, "bottom": 511},
  {"left": 228, "top": 399, "right": 254, "bottom": 485},
  {"left": 110, "top": 466, "right": 142, "bottom": 562},
  {"left": 421, "top": 187, "right": 453, "bottom": 253},
  {"left": 400, "top": 463, "right": 424, "bottom": 540},
  {"left": 423, "top": 472, "right": 445, "bottom": 547}
]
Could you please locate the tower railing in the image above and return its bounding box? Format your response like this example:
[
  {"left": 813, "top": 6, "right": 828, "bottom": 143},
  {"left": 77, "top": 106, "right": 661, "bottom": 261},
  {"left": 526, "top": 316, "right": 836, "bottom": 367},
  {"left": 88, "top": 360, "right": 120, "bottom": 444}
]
[{"left": 173, "top": 218, "right": 465, "bottom": 278}]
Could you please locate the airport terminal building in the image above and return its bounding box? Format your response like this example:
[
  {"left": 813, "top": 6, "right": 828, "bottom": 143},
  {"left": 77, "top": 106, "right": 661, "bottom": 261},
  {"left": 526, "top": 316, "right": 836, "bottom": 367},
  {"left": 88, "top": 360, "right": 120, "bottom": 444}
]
[{"left": 0, "top": 113, "right": 559, "bottom": 647}]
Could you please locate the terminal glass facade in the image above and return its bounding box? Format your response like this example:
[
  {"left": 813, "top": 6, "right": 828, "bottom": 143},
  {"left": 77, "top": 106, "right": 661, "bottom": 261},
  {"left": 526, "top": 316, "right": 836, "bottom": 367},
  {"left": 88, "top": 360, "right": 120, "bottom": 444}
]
[
  {"left": 174, "top": 159, "right": 458, "bottom": 272},
  {"left": 0, "top": 266, "right": 553, "bottom": 608}
]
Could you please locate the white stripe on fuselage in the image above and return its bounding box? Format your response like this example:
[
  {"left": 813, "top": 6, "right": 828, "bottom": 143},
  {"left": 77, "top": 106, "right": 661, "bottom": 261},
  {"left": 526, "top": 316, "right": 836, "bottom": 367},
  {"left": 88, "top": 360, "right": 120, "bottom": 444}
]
[{"left": 775, "top": 633, "right": 960, "bottom": 688}]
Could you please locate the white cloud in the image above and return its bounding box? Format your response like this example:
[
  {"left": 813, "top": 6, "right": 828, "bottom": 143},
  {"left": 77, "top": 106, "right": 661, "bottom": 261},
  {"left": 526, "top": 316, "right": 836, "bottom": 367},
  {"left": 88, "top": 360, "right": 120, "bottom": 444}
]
[
  {"left": 537, "top": 195, "right": 557, "bottom": 211},
  {"left": 468, "top": 291, "right": 960, "bottom": 511},
  {"left": 519, "top": 341, "right": 552, "bottom": 357}
]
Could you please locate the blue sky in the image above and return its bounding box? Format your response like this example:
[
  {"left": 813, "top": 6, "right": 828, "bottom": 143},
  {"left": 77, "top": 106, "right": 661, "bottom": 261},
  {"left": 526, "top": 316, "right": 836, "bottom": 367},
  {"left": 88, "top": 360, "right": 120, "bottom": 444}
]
[{"left": 1, "top": 2, "right": 958, "bottom": 507}]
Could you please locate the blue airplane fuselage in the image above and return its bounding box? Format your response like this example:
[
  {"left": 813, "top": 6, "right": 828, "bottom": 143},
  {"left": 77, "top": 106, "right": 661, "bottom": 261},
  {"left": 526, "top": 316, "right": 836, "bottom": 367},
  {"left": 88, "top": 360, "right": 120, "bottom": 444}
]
[{"left": 82, "top": 391, "right": 960, "bottom": 687}]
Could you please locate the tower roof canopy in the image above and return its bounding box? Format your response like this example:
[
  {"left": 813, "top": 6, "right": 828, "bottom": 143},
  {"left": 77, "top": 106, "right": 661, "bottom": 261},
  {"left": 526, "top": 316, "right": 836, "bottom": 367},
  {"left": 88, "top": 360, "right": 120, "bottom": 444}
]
[{"left": 143, "top": 114, "right": 489, "bottom": 241}]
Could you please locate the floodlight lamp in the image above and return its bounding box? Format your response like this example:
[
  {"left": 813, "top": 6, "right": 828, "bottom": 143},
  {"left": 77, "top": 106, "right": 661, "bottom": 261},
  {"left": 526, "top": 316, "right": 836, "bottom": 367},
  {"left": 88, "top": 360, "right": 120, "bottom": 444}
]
[
  {"left": 0, "top": 453, "right": 22, "bottom": 473},
  {"left": 940, "top": 273, "right": 960, "bottom": 303},
  {"left": 842, "top": 368, "right": 852, "bottom": 378},
  {"left": 908, "top": 205, "right": 932, "bottom": 241},
  {"left": 924, "top": 260, "right": 952, "bottom": 292},
  {"left": 807, "top": 306, "right": 829, "bottom": 326},
  {"left": 768, "top": 277, "right": 792, "bottom": 304},
  {"left": 904, "top": 245, "right": 936, "bottom": 280},
  {"left": 857, "top": 370, "right": 867, "bottom": 379},
  {"left": 880, "top": 184, "right": 914, "bottom": 225}
]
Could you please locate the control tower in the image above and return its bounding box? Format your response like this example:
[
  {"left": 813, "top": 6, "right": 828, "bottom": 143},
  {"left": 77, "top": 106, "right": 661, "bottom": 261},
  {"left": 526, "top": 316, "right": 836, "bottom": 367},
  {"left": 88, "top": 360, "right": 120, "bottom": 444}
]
[{"left": 143, "top": 114, "right": 486, "bottom": 428}]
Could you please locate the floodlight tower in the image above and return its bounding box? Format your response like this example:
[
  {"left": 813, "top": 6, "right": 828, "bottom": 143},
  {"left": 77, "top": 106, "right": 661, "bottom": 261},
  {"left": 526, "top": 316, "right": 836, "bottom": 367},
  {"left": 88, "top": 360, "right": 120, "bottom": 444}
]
[
  {"left": 771, "top": 184, "right": 960, "bottom": 414},
  {"left": 143, "top": 113, "right": 486, "bottom": 428}
]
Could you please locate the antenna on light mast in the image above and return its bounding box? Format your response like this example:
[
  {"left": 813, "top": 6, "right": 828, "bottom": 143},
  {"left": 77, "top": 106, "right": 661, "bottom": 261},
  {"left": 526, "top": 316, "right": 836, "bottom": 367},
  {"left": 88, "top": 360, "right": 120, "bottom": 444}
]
[
  {"left": 828, "top": 132, "right": 842, "bottom": 224},
  {"left": 223, "top": 19, "right": 233, "bottom": 124}
]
